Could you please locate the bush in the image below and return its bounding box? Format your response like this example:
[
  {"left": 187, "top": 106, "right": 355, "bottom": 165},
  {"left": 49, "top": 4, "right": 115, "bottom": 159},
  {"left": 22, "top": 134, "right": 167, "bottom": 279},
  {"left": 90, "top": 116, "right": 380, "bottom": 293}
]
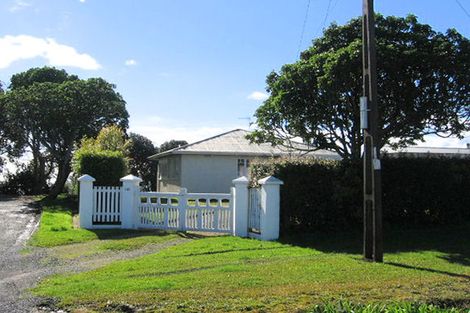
[
  {"left": 0, "top": 163, "right": 50, "bottom": 195},
  {"left": 73, "top": 150, "right": 127, "bottom": 186},
  {"left": 250, "top": 156, "right": 470, "bottom": 233}
]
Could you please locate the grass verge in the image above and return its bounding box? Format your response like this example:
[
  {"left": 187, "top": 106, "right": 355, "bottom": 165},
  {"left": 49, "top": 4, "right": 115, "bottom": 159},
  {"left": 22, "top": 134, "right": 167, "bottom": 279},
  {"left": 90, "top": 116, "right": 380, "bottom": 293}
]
[
  {"left": 28, "top": 195, "right": 179, "bottom": 251},
  {"left": 33, "top": 224, "right": 470, "bottom": 312}
]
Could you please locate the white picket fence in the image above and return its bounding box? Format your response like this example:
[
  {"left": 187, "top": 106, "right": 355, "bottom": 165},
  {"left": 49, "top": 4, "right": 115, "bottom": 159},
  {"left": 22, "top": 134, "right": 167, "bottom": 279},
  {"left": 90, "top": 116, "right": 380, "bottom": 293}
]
[
  {"left": 138, "top": 191, "right": 232, "bottom": 232},
  {"left": 78, "top": 174, "right": 283, "bottom": 240}
]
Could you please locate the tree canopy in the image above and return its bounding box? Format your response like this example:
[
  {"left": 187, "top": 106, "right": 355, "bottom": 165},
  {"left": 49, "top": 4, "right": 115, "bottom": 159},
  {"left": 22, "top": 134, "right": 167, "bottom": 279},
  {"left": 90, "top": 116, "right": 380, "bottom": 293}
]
[
  {"left": 249, "top": 15, "right": 470, "bottom": 159},
  {"left": 159, "top": 140, "right": 188, "bottom": 153},
  {"left": 128, "top": 133, "right": 158, "bottom": 190},
  {"left": 1, "top": 67, "right": 129, "bottom": 197}
]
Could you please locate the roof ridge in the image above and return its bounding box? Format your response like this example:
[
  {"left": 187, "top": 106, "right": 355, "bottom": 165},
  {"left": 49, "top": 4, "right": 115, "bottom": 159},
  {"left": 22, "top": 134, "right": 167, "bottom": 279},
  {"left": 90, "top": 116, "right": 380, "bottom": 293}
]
[{"left": 148, "top": 129, "right": 249, "bottom": 159}]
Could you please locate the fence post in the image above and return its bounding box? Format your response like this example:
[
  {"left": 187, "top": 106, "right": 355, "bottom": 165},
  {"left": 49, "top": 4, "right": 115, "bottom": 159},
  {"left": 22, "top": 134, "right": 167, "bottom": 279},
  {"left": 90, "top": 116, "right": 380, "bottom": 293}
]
[
  {"left": 78, "top": 174, "right": 95, "bottom": 229},
  {"left": 178, "top": 188, "right": 188, "bottom": 231},
  {"left": 120, "top": 174, "right": 142, "bottom": 229},
  {"left": 232, "top": 176, "right": 249, "bottom": 237},
  {"left": 258, "top": 176, "right": 283, "bottom": 241}
]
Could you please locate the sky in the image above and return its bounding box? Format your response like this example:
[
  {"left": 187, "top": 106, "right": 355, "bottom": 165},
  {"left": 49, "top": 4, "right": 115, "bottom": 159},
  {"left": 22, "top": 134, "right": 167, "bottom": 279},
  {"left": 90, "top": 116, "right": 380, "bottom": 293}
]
[{"left": 1, "top": 0, "right": 469, "bottom": 147}]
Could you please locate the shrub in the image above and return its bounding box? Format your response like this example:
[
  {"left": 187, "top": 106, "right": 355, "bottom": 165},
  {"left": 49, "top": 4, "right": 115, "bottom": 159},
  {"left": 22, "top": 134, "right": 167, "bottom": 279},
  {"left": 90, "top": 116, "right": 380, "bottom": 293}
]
[
  {"left": 250, "top": 156, "right": 470, "bottom": 233},
  {"left": 0, "top": 163, "right": 50, "bottom": 195},
  {"left": 72, "top": 150, "right": 127, "bottom": 186}
]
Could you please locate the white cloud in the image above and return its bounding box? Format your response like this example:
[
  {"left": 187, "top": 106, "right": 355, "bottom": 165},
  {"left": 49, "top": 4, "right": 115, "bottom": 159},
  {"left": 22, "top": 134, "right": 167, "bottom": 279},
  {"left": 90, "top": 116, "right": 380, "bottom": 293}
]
[
  {"left": 125, "top": 59, "right": 137, "bottom": 66},
  {"left": 9, "top": 0, "right": 31, "bottom": 12},
  {"left": 247, "top": 91, "right": 269, "bottom": 101},
  {"left": 0, "top": 35, "right": 101, "bottom": 70}
]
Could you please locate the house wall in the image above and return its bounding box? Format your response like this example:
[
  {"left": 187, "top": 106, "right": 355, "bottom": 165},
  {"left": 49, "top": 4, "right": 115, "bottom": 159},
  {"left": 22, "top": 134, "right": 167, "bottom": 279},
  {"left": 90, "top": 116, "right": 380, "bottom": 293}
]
[
  {"left": 156, "top": 155, "right": 182, "bottom": 192},
  {"left": 180, "top": 154, "right": 252, "bottom": 193}
]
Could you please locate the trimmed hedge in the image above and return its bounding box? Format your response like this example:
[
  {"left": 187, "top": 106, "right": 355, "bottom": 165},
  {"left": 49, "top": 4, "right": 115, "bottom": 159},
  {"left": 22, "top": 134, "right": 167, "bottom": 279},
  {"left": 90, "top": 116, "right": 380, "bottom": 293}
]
[
  {"left": 250, "top": 157, "right": 470, "bottom": 232},
  {"left": 73, "top": 150, "right": 127, "bottom": 186}
]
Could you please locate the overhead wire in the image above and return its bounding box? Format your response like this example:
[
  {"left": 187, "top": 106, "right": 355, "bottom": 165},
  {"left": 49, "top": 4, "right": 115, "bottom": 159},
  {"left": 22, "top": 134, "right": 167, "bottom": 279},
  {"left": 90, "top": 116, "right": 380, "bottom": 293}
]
[
  {"left": 297, "top": 0, "right": 312, "bottom": 58},
  {"left": 454, "top": 0, "right": 470, "bottom": 20},
  {"left": 319, "top": 0, "right": 333, "bottom": 34}
]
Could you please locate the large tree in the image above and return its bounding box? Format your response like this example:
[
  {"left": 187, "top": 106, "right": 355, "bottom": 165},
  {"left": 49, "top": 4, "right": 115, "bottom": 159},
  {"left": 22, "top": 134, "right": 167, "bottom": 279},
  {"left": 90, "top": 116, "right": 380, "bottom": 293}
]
[
  {"left": 1, "top": 67, "right": 129, "bottom": 198},
  {"left": 249, "top": 15, "right": 470, "bottom": 159},
  {"left": 128, "top": 133, "right": 158, "bottom": 190},
  {"left": 159, "top": 140, "right": 188, "bottom": 152}
]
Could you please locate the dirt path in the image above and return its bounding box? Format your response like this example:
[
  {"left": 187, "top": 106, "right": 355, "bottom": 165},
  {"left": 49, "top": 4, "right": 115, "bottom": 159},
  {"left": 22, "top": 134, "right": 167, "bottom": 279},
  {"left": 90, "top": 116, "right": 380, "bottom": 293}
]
[{"left": 0, "top": 196, "right": 191, "bottom": 313}]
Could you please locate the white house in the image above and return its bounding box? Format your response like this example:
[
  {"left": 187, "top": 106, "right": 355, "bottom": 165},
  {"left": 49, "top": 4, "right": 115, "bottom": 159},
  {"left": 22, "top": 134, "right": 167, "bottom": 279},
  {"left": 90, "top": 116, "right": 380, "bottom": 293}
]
[{"left": 148, "top": 129, "right": 340, "bottom": 193}]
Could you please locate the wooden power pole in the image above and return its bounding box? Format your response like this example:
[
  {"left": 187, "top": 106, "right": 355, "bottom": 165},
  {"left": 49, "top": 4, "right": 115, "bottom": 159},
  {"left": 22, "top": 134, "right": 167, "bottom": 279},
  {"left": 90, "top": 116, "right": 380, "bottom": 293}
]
[{"left": 361, "top": 0, "right": 383, "bottom": 262}]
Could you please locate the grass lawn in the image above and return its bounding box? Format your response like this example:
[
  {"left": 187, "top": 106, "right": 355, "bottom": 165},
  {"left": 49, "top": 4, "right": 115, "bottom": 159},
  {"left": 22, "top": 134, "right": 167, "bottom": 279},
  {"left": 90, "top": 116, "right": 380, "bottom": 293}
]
[
  {"left": 33, "top": 223, "right": 470, "bottom": 312},
  {"left": 29, "top": 195, "right": 180, "bottom": 251}
]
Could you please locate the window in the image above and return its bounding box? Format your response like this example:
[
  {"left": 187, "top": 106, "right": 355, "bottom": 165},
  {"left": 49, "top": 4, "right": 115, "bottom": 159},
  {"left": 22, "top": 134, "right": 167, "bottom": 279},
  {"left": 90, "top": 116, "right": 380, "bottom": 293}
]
[
  {"left": 237, "top": 159, "right": 250, "bottom": 177},
  {"left": 159, "top": 157, "right": 179, "bottom": 179}
]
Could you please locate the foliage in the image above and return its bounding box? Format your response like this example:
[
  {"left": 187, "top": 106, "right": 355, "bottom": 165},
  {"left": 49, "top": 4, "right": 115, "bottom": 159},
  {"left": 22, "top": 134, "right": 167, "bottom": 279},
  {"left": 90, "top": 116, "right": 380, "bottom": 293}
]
[
  {"left": 33, "top": 226, "right": 469, "bottom": 312},
  {"left": 72, "top": 125, "right": 130, "bottom": 186},
  {"left": 308, "top": 301, "right": 464, "bottom": 313},
  {"left": 159, "top": 139, "right": 188, "bottom": 152},
  {"left": 0, "top": 67, "right": 129, "bottom": 198},
  {"left": 0, "top": 162, "right": 48, "bottom": 195},
  {"left": 249, "top": 15, "right": 470, "bottom": 159},
  {"left": 250, "top": 157, "right": 470, "bottom": 232},
  {"left": 9, "top": 66, "right": 78, "bottom": 89},
  {"left": 90, "top": 124, "right": 131, "bottom": 154},
  {"left": 128, "top": 133, "right": 158, "bottom": 190},
  {"left": 73, "top": 150, "right": 127, "bottom": 186}
]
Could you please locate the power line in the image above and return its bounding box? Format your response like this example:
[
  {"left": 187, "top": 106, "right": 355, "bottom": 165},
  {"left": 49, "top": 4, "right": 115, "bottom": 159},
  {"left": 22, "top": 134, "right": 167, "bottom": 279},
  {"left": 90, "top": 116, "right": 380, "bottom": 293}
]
[
  {"left": 455, "top": 0, "right": 470, "bottom": 20},
  {"left": 319, "top": 0, "right": 333, "bottom": 34},
  {"left": 297, "top": 0, "right": 312, "bottom": 57}
]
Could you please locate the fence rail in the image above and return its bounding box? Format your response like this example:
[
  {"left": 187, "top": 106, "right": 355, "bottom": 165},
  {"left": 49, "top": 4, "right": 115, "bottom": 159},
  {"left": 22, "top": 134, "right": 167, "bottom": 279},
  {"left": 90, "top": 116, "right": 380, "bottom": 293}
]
[{"left": 138, "top": 192, "right": 232, "bottom": 233}]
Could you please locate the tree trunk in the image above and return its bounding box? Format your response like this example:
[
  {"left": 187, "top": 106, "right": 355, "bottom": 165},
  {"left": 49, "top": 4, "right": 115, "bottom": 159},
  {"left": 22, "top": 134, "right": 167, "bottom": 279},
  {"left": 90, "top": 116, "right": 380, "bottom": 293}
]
[
  {"left": 31, "top": 147, "right": 47, "bottom": 194},
  {"left": 47, "top": 158, "right": 71, "bottom": 199}
]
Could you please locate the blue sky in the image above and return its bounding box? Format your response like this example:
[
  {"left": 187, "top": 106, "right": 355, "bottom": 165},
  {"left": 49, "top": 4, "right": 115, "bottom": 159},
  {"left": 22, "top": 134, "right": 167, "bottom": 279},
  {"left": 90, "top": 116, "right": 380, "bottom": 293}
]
[{"left": 1, "top": 0, "right": 469, "bottom": 146}]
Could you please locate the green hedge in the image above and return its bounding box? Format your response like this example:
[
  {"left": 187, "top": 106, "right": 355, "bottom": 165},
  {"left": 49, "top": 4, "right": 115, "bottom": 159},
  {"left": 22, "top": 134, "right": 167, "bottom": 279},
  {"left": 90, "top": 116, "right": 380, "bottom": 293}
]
[
  {"left": 72, "top": 150, "right": 127, "bottom": 186},
  {"left": 250, "top": 157, "right": 470, "bottom": 232}
]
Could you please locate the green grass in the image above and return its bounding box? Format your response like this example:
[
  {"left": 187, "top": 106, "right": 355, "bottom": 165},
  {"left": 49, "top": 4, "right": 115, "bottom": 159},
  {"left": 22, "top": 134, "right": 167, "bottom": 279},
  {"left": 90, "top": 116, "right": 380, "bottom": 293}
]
[
  {"left": 29, "top": 195, "right": 99, "bottom": 247},
  {"left": 33, "top": 224, "right": 470, "bottom": 312},
  {"left": 29, "top": 195, "right": 179, "bottom": 250}
]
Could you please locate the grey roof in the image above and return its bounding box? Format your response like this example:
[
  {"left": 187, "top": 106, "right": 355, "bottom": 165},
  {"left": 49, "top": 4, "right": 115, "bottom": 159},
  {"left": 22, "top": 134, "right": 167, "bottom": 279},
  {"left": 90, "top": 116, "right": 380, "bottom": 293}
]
[
  {"left": 149, "top": 129, "right": 340, "bottom": 160},
  {"left": 385, "top": 146, "right": 470, "bottom": 155}
]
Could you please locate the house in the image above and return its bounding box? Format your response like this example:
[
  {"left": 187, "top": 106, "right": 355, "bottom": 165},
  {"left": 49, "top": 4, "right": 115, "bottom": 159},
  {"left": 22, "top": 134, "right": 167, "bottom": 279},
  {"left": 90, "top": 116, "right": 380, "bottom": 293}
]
[{"left": 148, "top": 129, "right": 340, "bottom": 193}]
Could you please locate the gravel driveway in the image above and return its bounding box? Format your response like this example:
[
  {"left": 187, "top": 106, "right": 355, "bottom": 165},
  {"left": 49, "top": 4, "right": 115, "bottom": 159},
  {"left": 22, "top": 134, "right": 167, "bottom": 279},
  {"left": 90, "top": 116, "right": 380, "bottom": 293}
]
[
  {"left": 0, "top": 195, "right": 192, "bottom": 313},
  {"left": 0, "top": 195, "right": 42, "bottom": 313}
]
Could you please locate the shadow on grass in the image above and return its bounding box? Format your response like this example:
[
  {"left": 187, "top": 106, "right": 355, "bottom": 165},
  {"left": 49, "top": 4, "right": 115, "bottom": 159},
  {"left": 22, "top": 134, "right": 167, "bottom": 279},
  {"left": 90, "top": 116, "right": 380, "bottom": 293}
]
[
  {"left": 85, "top": 229, "right": 210, "bottom": 241},
  {"left": 280, "top": 223, "right": 470, "bottom": 268},
  {"left": 168, "top": 246, "right": 290, "bottom": 258},
  {"left": 384, "top": 262, "right": 470, "bottom": 280}
]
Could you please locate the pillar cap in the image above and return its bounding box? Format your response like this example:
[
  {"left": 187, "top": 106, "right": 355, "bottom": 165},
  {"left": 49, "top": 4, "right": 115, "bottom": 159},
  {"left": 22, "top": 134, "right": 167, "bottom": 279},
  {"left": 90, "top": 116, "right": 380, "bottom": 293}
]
[
  {"left": 120, "top": 174, "right": 143, "bottom": 183},
  {"left": 258, "top": 176, "right": 283, "bottom": 185},
  {"left": 78, "top": 174, "right": 95, "bottom": 182},
  {"left": 232, "top": 176, "right": 249, "bottom": 185}
]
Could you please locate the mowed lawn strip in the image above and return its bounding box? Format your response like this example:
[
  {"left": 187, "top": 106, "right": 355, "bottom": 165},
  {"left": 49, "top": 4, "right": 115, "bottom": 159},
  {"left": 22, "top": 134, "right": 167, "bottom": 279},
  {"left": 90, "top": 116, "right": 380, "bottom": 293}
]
[
  {"left": 29, "top": 195, "right": 98, "bottom": 247},
  {"left": 33, "top": 225, "right": 470, "bottom": 312},
  {"left": 29, "top": 195, "right": 180, "bottom": 251}
]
